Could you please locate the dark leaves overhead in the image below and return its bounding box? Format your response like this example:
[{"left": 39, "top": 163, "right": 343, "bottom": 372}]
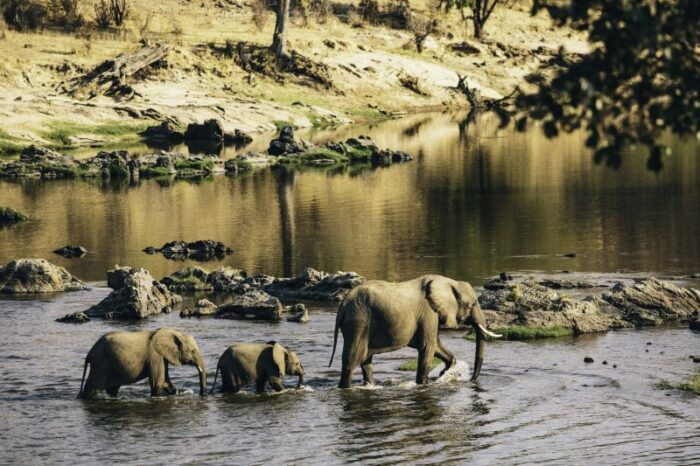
[{"left": 519, "top": 0, "right": 699, "bottom": 170}]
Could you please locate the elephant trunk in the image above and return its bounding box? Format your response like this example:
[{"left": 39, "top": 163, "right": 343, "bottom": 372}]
[
  {"left": 196, "top": 354, "right": 207, "bottom": 396},
  {"left": 296, "top": 368, "right": 305, "bottom": 388},
  {"left": 470, "top": 305, "right": 487, "bottom": 381}
]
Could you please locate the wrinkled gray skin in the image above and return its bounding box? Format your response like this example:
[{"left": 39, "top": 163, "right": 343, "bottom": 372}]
[
  {"left": 329, "top": 275, "right": 500, "bottom": 388},
  {"left": 211, "top": 341, "right": 304, "bottom": 393},
  {"left": 78, "top": 328, "right": 207, "bottom": 399}
]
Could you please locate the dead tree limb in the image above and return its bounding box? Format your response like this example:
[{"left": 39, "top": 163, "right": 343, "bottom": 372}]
[
  {"left": 455, "top": 73, "right": 518, "bottom": 109},
  {"left": 65, "top": 44, "right": 169, "bottom": 100}
]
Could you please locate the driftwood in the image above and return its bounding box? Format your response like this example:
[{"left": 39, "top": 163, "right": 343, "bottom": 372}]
[
  {"left": 65, "top": 44, "right": 169, "bottom": 100},
  {"left": 455, "top": 73, "right": 517, "bottom": 109}
]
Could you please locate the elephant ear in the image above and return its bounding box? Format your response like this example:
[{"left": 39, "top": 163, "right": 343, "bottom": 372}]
[
  {"left": 150, "top": 329, "right": 183, "bottom": 367},
  {"left": 271, "top": 343, "right": 286, "bottom": 377},
  {"left": 424, "top": 277, "right": 460, "bottom": 329}
]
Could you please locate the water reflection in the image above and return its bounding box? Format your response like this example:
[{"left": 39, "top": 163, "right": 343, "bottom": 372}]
[{"left": 0, "top": 112, "right": 698, "bottom": 285}]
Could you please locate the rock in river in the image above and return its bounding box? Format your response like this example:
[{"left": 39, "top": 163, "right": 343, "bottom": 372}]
[
  {"left": 0, "top": 207, "right": 28, "bottom": 227},
  {"left": 215, "top": 290, "right": 283, "bottom": 321},
  {"left": 286, "top": 303, "right": 309, "bottom": 323},
  {"left": 161, "top": 266, "right": 213, "bottom": 292},
  {"left": 0, "top": 258, "right": 85, "bottom": 293},
  {"left": 268, "top": 125, "right": 303, "bottom": 156},
  {"left": 84, "top": 266, "right": 182, "bottom": 320},
  {"left": 180, "top": 298, "right": 218, "bottom": 317},
  {"left": 602, "top": 278, "right": 700, "bottom": 326},
  {"left": 144, "top": 240, "right": 233, "bottom": 261},
  {"left": 265, "top": 267, "right": 365, "bottom": 302},
  {"left": 52, "top": 245, "right": 88, "bottom": 259}
]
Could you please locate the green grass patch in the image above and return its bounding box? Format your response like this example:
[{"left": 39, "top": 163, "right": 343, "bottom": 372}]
[
  {"left": 273, "top": 120, "right": 296, "bottom": 132},
  {"left": 466, "top": 326, "right": 573, "bottom": 341},
  {"left": 398, "top": 357, "right": 442, "bottom": 371},
  {"left": 174, "top": 159, "right": 215, "bottom": 171},
  {"left": 140, "top": 166, "right": 175, "bottom": 178},
  {"left": 346, "top": 146, "right": 372, "bottom": 162},
  {"left": 40, "top": 121, "right": 146, "bottom": 147},
  {"left": 658, "top": 373, "right": 700, "bottom": 395},
  {"left": 0, "top": 129, "right": 23, "bottom": 156}
]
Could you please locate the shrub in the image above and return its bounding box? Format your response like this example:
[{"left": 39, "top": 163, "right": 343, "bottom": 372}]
[
  {"left": 50, "top": 0, "right": 84, "bottom": 30},
  {"left": 251, "top": 0, "right": 268, "bottom": 31},
  {"left": 93, "top": 0, "right": 111, "bottom": 28},
  {"left": 110, "top": 0, "right": 128, "bottom": 26},
  {"left": 309, "top": 0, "right": 329, "bottom": 24},
  {"left": 1, "top": 0, "right": 48, "bottom": 31},
  {"left": 358, "top": 0, "right": 379, "bottom": 24}
]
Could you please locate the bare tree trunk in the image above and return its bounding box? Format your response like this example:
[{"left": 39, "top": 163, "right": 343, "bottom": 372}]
[{"left": 271, "top": 0, "right": 290, "bottom": 59}]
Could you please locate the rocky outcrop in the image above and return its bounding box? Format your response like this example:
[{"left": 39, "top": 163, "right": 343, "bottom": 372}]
[
  {"left": 180, "top": 298, "right": 218, "bottom": 317},
  {"left": 143, "top": 240, "right": 233, "bottom": 261},
  {"left": 0, "top": 259, "right": 85, "bottom": 293},
  {"left": 0, "top": 207, "right": 28, "bottom": 227},
  {"left": 479, "top": 274, "right": 700, "bottom": 337},
  {"left": 265, "top": 267, "right": 365, "bottom": 301},
  {"left": 161, "top": 267, "right": 213, "bottom": 291},
  {"left": 141, "top": 121, "right": 185, "bottom": 142},
  {"left": 268, "top": 125, "right": 303, "bottom": 156},
  {"left": 210, "top": 267, "right": 365, "bottom": 302},
  {"left": 52, "top": 245, "right": 87, "bottom": 259},
  {"left": 83, "top": 266, "right": 182, "bottom": 320},
  {"left": 479, "top": 280, "right": 629, "bottom": 335},
  {"left": 602, "top": 279, "right": 700, "bottom": 326},
  {"left": 183, "top": 119, "right": 252, "bottom": 146},
  {"left": 215, "top": 290, "right": 283, "bottom": 321}
]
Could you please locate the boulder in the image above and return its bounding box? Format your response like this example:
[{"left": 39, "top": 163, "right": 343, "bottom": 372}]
[
  {"left": 602, "top": 278, "right": 700, "bottom": 326},
  {"left": 85, "top": 266, "right": 182, "bottom": 319},
  {"left": 0, "top": 207, "right": 28, "bottom": 227},
  {"left": 285, "top": 303, "right": 309, "bottom": 323},
  {"left": 224, "top": 129, "right": 253, "bottom": 146},
  {"left": 268, "top": 126, "right": 303, "bottom": 156},
  {"left": 207, "top": 266, "right": 249, "bottom": 292},
  {"left": 52, "top": 245, "right": 88, "bottom": 259},
  {"left": 180, "top": 298, "right": 218, "bottom": 317},
  {"left": 0, "top": 259, "right": 85, "bottom": 293},
  {"left": 90, "top": 150, "right": 132, "bottom": 178},
  {"left": 56, "top": 311, "right": 90, "bottom": 323},
  {"left": 215, "top": 290, "right": 283, "bottom": 321},
  {"left": 140, "top": 121, "right": 185, "bottom": 142},
  {"left": 690, "top": 320, "right": 700, "bottom": 331},
  {"left": 161, "top": 267, "right": 212, "bottom": 292},
  {"left": 185, "top": 119, "right": 225, "bottom": 141},
  {"left": 20, "top": 146, "right": 77, "bottom": 167},
  {"left": 265, "top": 267, "right": 365, "bottom": 301}
]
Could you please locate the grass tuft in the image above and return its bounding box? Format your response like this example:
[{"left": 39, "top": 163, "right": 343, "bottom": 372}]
[
  {"left": 658, "top": 373, "right": 700, "bottom": 395},
  {"left": 40, "top": 121, "right": 147, "bottom": 148}
]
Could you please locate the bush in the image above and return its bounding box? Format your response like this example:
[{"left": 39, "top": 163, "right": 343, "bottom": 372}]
[
  {"left": 358, "top": 0, "right": 379, "bottom": 24},
  {"left": 1, "top": 0, "right": 48, "bottom": 31},
  {"left": 385, "top": 0, "right": 411, "bottom": 29},
  {"left": 93, "top": 0, "right": 111, "bottom": 28},
  {"left": 309, "top": 0, "right": 329, "bottom": 24},
  {"left": 50, "top": 0, "right": 84, "bottom": 30}
]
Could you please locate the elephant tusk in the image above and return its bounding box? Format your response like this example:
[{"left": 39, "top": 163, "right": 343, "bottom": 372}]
[{"left": 478, "top": 324, "right": 502, "bottom": 338}]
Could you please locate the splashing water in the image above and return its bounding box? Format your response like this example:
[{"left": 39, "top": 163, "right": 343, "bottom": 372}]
[{"left": 432, "top": 360, "right": 470, "bottom": 383}]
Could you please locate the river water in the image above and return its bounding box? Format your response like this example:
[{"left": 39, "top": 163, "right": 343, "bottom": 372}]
[{"left": 0, "top": 112, "right": 699, "bottom": 464}]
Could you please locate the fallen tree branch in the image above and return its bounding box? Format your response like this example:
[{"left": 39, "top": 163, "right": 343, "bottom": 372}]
[{"left": 454, "top": 73, "right": 518, "bottom": 109}]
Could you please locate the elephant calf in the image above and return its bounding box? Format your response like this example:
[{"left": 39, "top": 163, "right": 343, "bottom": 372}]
[
  {"left": 78, "top": 328, "right": 207, "bottom": 399},
  {"left": 211, "top": 342, "right": 304, "bottom": 393}
]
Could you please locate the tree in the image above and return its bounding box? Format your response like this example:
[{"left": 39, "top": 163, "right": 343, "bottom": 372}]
[
  {"left": 438, "top": 0, "right": 503, "bottom": 39},
  {"left": 271, "top": 0, "right": 290, "bottom": 59},
  {"left": 515, "top": 0, "right": 699, "bottom": 171}
]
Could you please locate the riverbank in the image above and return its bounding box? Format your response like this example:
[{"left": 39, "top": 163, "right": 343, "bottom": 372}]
[{"left": 0, "top": 0, "right": 588, "bottom": 155}]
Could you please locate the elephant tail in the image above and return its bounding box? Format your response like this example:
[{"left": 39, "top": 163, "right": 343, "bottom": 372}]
[
  {"left": 210, "top": 364, "right": 220, "bottom": 395},
  {"left": 328, "top": 307, "right": 343, "bottom": 368},
  {"left": 78, "top": 358, "right": 89, "bottom": 398}
]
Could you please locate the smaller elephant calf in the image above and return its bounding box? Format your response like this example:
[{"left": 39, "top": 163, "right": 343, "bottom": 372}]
[{"left": 211, "top": 341, "right": 304, "bottom": 393}]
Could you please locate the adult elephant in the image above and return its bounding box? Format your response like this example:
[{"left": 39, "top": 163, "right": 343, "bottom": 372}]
[
  {"left": 78, "top": 328, "right": 207, "bottom": 399},
  {"left": 329, "top": 275, "right": 501, "bottom": 388},
  {"left": 210, "top": 341, "right": 304, "bottom": 394}
]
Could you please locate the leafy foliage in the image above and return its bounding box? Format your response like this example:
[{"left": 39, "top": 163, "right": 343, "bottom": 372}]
[{"left": 517, "top": 0, "right": 699, "bottom": 171}]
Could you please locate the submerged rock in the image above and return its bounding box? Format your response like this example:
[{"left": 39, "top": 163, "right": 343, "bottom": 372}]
[
  {"left": 602, "top": 278, "right": 700, "bottom": 326},
  {"left": 0, "top": 259, "right": 85, "bottom": 293},
  {"left": 285, "top": 303, "right": 309, "bottom": 323},
  {"left": 215, "top": 290, "right": 283, "bottom": 321},
  {"left": 56, "top": 311, "right": 90, "bottom": 323},
  {"left": 84, "top": 266, "right": 181, "bottom": 320},
  {"left": 143, "top": 240, "right": 233, "bottom": 261},
  {"left": 0, "top": 207, "right": 28, "bottom": 227},
  {"left": 180, "top": 298, "right": 218, "bottom": 317},
  {"left": 52, "top": 245, "right": 88, "bottom": 259}
]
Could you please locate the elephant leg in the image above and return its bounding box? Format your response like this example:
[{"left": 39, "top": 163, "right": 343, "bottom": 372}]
[
  {"left": 164, "top": 363, "right": 176, "bottom": 394},
  {"left": 339, "top": 325, "right": 368, "bottom": 389},
  {"left": 360, "top": 356, "right": 374, "bottom": 385},
  {"left": 80, "top": 368, "right": 105, "bottom": 399},
  {"left": 256, "top": 379, "right": 267, "bottom": 394},
  {"left": 416, "top": 346, "right": 436, "bottom": 385},
  {"left": 105, "top": 386, "right": 120, "bottom": 397},
  {"left": 268, "top": 376, "right": 285, "bottom": 392},
  {"left": 435, "top": 340, "right": 455, "bottom": 377}
]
